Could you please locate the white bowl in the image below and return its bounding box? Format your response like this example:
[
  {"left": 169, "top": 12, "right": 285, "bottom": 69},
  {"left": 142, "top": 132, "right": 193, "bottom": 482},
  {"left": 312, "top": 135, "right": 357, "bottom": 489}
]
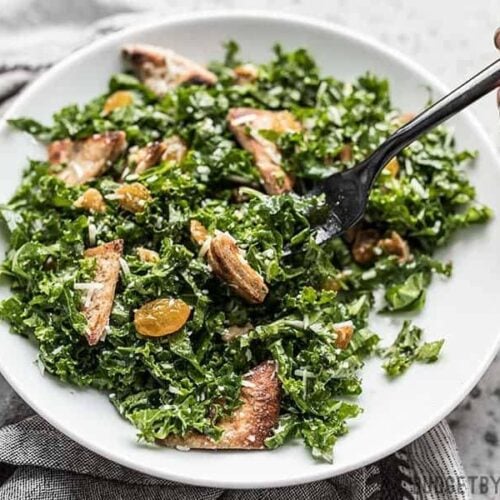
[{"left": 1, "top": 11, "right": 499, "bottom": 490}]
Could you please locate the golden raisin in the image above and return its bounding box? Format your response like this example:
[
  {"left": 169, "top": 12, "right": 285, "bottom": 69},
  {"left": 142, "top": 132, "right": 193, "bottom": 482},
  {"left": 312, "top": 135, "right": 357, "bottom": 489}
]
[
  {"left": 384, "top": 158, "right": 400, "bottom": 177},
  {"left": 137, "top": 247, "right": 160, "bottom": 263},
  {"left": 103, "top": 91, "right": 133, "bottom": 115},
  {"left": 115, "top": 182, "right": 151, "bottom": 213},
  {"left": 134, "top": 298, "right": 191, "bottom": 337},
  {"left": 333, "top": 321, "right": 354, "bottom": 349},
  {"left": 233, "top": 64, "right": 259, "bottom": 84},
  {"left": 73, "top": 188, "right": 106, "bottom": 213}
]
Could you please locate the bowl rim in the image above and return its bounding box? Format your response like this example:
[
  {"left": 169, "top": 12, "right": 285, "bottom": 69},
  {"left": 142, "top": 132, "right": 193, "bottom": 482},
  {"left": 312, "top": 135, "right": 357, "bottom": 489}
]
[{"left": 1, "top": 9, "right": 499, "bottom": 489}]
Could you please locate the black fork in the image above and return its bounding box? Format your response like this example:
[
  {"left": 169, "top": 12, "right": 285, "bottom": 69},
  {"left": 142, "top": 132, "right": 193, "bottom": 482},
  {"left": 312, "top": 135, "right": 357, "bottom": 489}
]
[{"left": 311, "top": 58, "right": 500, "bottom": 246}]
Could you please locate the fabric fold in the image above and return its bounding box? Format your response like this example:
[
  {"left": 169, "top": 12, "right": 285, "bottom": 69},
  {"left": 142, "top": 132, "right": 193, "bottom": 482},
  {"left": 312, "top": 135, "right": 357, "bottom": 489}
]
[{"left": 0, "top": 416, "right": 469, "bottom": 499}]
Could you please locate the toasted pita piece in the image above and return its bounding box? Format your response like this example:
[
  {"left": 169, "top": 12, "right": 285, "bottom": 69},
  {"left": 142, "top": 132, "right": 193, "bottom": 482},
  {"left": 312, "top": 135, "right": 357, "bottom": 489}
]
[
  {"left": 127, "top": 135, "right": 187, "bottom": 176},
  {"left": 83, "top": 240, "right": 123, "bottom": 346},
  {"left": 127, "top": 142, "right": 165, "bottom": 177},
  {"left": 227, "top": 108, "right": 300, "bottom": 195},
  {"left": 159, "top": 360, "right": 280, "bottom": 449},
  {"left": 207, "top": 233, "right": 268, "bottom": 304},
  {"left": 189, "top": 221, "right": 268, "bottom": 303},
  {"left": 122, "top": 44, "right": 217, "bottom": 96},
  {"left": 48, "top": 131, "right": 127, "bottom": 187},
  {"left": 48, "top": 138, "right": 73, "bottom": 164}
]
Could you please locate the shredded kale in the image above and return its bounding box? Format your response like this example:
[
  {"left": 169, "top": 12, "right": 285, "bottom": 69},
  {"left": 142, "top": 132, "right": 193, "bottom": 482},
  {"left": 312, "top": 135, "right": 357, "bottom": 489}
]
[
  {"left": 380, "top": 321, "right": 444, "bottom": 377},
  {"left": 0, "top": 42, "right": 490, "bottom": 462}
]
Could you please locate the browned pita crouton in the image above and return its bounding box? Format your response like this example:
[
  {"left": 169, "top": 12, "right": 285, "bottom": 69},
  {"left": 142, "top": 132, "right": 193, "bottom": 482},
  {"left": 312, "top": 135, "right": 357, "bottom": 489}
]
[
  {"left": 127, "top": 142, "right": 166, "bottom": 177},
  {"left": 159, "top": 360, "right": 280, "bottom": 449},
  {"left": 189, "top": 223, "right": 269, "bottom": 304},
  {"left": 207, "top": 233, "right": 268, "bottom": 304},
  {"left": 227, "top": 107, "right": 301, "bottom": 195},
  {"left": 48, "top": 131, "right": 127, "bottom": 187},
  {"left": 189, "top": 221, "right": 268, "bottom": 304},
  {"left": 48, "top": 138, "right": 73, "bottom": 165},
  {"left": 122, "top": 44, "right": 217, "bottom": 96},
  {"left": 127, "top": 135, "right": 187, "bottom": 176},
  {"left": 82, "top": 240, "right": 123, "bottom": 346}
]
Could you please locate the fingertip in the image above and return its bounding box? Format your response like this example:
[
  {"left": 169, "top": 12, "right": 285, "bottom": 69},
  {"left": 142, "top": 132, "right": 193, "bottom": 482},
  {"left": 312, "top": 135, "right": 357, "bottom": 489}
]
[{"left": 495, "top": 28, "right": 500, "bottom": 50}]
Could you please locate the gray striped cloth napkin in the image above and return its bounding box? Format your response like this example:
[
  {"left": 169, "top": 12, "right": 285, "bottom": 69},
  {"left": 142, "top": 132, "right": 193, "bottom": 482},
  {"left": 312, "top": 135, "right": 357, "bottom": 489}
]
[{"left": 0, "top": 1, "right": 471, "bottom": 498}]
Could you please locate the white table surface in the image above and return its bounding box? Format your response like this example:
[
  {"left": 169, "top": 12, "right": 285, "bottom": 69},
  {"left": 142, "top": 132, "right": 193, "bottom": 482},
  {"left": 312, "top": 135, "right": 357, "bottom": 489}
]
[{"left": 0, "top": 0, "right": 498, "bottom": 497}]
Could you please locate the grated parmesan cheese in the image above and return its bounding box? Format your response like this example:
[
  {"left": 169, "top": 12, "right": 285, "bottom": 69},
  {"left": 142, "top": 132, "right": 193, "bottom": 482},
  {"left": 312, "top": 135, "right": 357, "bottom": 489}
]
[
  {"left": 104, "top": 193, "right": 121, "bottom": 201},
  {"left": 410, "top": 178, "right": 428, "bottom": 199},
  {"left": 119, "top": 258, "right": 130, "bottom": 276},
  {"left": 36, "top": 357, "right": 45, "bottom": 376},
  {"left": 199, "top": 236, "right": 212, "bottom": 258},
  {"left": 88, "top": 222, "right": 97, "bottom": 246}
]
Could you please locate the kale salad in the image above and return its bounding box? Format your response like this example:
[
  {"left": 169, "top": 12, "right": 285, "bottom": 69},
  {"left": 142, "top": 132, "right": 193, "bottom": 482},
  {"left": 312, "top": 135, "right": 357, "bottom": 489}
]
[{"left": 0, "top": 42, "right": 491, "bottom": 462}]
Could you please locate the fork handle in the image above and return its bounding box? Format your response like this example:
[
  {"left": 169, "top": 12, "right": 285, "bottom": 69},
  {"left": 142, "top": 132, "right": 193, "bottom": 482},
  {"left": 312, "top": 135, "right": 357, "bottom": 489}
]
[{"left": 361, "top": 58, "right": 500, "bottom": 182}]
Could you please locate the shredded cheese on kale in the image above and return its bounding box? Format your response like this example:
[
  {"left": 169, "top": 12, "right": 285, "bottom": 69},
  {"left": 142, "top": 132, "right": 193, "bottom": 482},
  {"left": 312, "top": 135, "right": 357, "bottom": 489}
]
[{"left": 0, "top": 42, "right": 491, "bottom": 462}]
